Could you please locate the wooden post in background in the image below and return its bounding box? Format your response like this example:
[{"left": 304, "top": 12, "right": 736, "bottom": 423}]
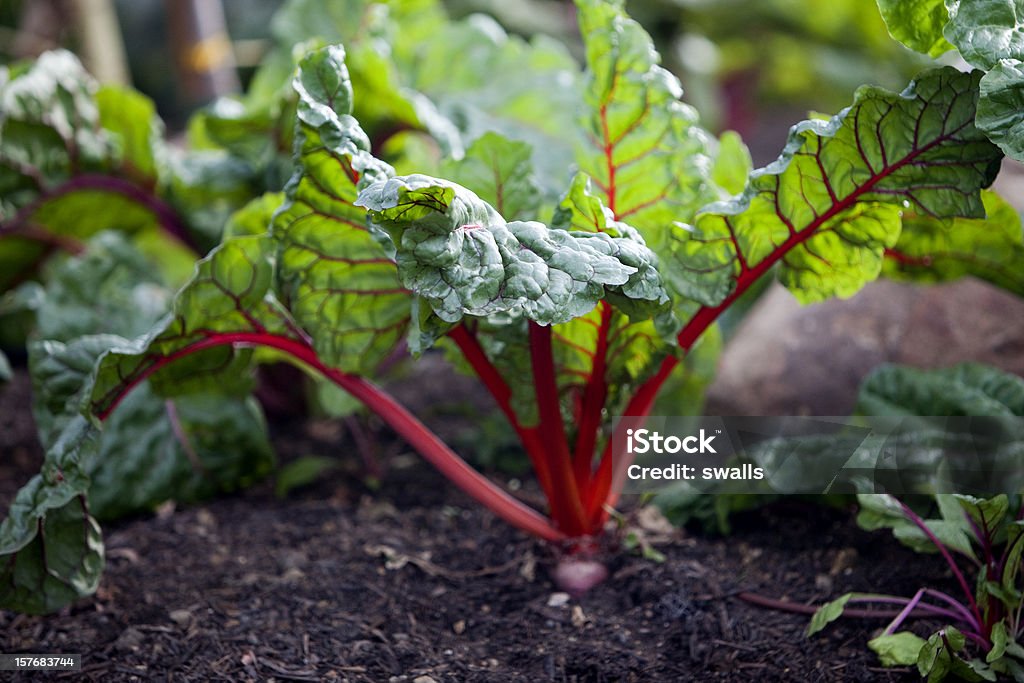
[
  {"left": 72, "top": 0, "right": 130, "bottom": 84},
  {"left": 164, "top": 0, "right": 239, "bottom": 108}
]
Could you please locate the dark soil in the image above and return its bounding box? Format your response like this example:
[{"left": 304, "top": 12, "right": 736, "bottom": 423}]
[{"left": 0, "top": 370, "right": 956, "bottom": 682}]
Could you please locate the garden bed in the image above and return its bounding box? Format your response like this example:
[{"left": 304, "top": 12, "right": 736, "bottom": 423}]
[{"left": 1, "top": 369, "right": 949, "bottom": 682}]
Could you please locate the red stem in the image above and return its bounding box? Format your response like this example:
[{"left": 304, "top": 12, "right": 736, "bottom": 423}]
[
  {"left": 573, "top": 303, "right": 612, "bottom": 494},
  {"left": 447, "top": 324, "right": 553, "bottom": 500},
  {"left": 96, "top": 331, "right": 565, "bottom": 542},
  {"left": 898, "top": 499, "right": 985, "bottom": 637},
  {"left": 529, "top": 322, "right": 588, "bottom": 535},
  {"left": 590, "top": 113, "right": 971, "bottom": 520}
]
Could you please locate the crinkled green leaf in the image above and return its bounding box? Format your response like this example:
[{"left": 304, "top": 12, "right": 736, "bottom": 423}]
[
  {"left": 876, "top": 0, "right": 953, "bottom": 57},
  {"left": 0, "top": 416, "right": 103, "bottom": 614},
  {"left": 944, "top": 0, "right": 1024, "bottom": 70},
  {"left": 870, "top": 631, "right": 929, "bottom": 666},
  {"left": 0, "top": 51, "right": 108, "bottom": 211},
  {"left": 674, "top": 67, "right": 1002, "bottom": 307},
  {"left": 359, "top": 174, "right": 647, "bottom": 326},
  {"left": 806, "top": 593, "right": 855, "bottom": 636},
  {"left": 273, "top": 45, "right": 409, "bottom": 374},
  {"left": 551, "top": 173, "right": 674, "bottom": 322},
  {"left": 884, "top": 190, "right": 1024, "bottom": 296},
  {"left": 440, "top": 131, "right": 539, "bottom": 221},
  {"left": 575, "top": 0, "right": 716, "bottom": 263},
  {"left": 977, "top": 59, "right": 1024, "bottom": 162},
  {"left": 858, "top": 363, "right": 1024, "bottom": 417}
]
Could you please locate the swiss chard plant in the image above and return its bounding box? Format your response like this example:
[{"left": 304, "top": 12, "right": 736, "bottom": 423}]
[
  {"left": 811, "top": 492, "right": 1024, "bottom": 681},
  {"left": 791, "top": 363, "right": 1024, "bottom": 680},
  {"left": 3, "top": 0, "right": 1024, "bottom": 614}
]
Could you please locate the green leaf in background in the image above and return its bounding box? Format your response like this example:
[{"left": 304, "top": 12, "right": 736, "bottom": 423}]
[
  {"left": 224, "top": 192, "right": 285, "bottom": 239},
  {"left": 88, "top": 390, "right": 274, "bottom": 520},
  {"left": 869, "top": 631, "right": 929, "bottom": 666},
  {"left": 858, "top": 363, "right": 1024, "bottom": 417},
  {"left": 96, "top": 85, "right": 164, "bottom": 184},
  {"left": 440, "top": 131, "right": 540, "bottom": 221},
  {"left": 806, "top": 593, "right": 855, "bottom": 636},
  {"left": 977, "top": 59, "right": 1024, "bottom": 162},
  {"left": 0, "top": 416, "right": 103, "bottom": 615},
  {"left": 711, "top": 131, "right": 753, "bottom": 198},
  {"left": 673, "top": 67, "right": 1002, "bottom": 308},
  {"left": 0, "top": 50, "right": 204, "bottom": 296},
  {"left": 403, "top": 12, "right": 582, "bottom": 197},
  {"left": 33, "top": 232, "right": 172, "bottom": 344},
  {"left": 575, "top": 0, "right": 717, "bottom": 263},
  {"left": 276, "top": 455, "right": 340, "bottom": 498},
  {"left": 0, "top": 349, "right": 10, "bottom": 383},
  {"left": 875, "top": 0, "right": 953, "bottom": 57},
  {"left": 273, "top": 44, "right": 409, "bottom": 374},
  {"left": 884, "top": 190, "right": 1024, "bottom": 296}
]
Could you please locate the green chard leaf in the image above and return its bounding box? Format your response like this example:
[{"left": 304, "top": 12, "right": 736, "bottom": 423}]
[
  {"left": 26, "top": 234, "right": 275, "bottom": 520},
  {"left": 0, "top": 50, "right": 201, "bottom": 294},
  {"left": 942, "top": 1, "right": 1024, "bottom": 164},
  {"left": 273, "top": 44, "right": 410, "bottom": 374},
  {"left": 856, "top": 493, "right": 978, "bottom": 560},
  {"left": 440, "top": 131, "right": 540, "bottom": 221},
  {"left": 575, "top": 0, "right": 717, "bottom": 261},
  {"left": 858, "top": 363, "right": 1024, "bottom": 417},
  {"left": 875, "top": 0, "right": 953, "bottom": 57},
  {"left": 224, "top": 192, "right": 285, "bottom": 239},
  {"left": 807, "top": 593, "right": 855, "bottom": 636},
  {"left": 884, "top": 190, "right": 1024, "bottom": 296},
  {"left": 673, "top": 67, "right": 1002, "bottom": 308},
  {"left": 944, "top": 0, "right": 1024, "bottom": 71},
  {"left": 96, "top": 85, "right": 164, "bottom": 183},
  {"left": 89, "top": 234, "right": 294, "bottom": 416},
  {"left": 358, "top": 174, "right": 665, "bottom": 328},
  {"left": 869, "top": 631, "right": 929, "bottom": 667},
  {"left": 402, "top": 12, "right": 582, "bottom": 196},
  {"left": 0, "top": 419, "right": 103, "bottom": 615},
  {"left": 977, "top": 59, "right": 1024, "bottom": 162}
]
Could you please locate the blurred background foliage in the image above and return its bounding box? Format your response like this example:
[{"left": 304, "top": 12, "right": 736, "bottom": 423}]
[{"left": 0, "top": 0, "right": 931, "bottom": 163}]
